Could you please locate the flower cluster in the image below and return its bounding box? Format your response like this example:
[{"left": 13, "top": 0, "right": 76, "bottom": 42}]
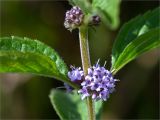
[
  {"left": 78, "top": 63, "right": 117, "bottom": 101},
  {"left": 65, "top": 63, "right": 117, "bottom": 101},
  {"left": 64, "top": 6, "right": 84, "bottom": 31},
  {"left": 64, "top": 6, "right": 101, "bottom": 31},
  {"left": 64, "top": 66, "right": 84, "bottom": 92},
  {"left": 68, "top": 66, "right": 84, "bottom": 82}
]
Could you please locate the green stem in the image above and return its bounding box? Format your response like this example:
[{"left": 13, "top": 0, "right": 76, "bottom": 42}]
[
  {"left": 65, "top": 78, "right": 80, "bottom": 89},
  {"left": 79, "top": 27, "right": 91, "bottom": 73},
  {"left": 79, "top": 26, "right": 95, "bottom": 120},
  {"left": 86, "top": 97, "right": 95, "bottom": 120}
]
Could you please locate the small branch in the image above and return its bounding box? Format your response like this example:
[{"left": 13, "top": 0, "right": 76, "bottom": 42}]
[{"left": 79, "top": 26, "right": 95, "bottom": 120}]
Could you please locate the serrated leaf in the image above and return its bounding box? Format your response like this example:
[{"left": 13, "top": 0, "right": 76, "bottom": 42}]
[
  {"left": 92, "top": 0, "right": 121, "bottom": 29},
  {"left": 111, "top": 7, "right": 160, "bottom": 74},
  {"left": 0, "top": 36, "right": 69, "bottom": 82},
  {"left": 49, "top": 90, "right": 102, "bottom": 120}
]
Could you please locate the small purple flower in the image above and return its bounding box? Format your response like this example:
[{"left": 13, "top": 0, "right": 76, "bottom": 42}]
[
  {"left": 90, "top": 82, "right": 100, "bottom": 91},
  {"left": 78, "top": 61, "right": 117, "bottom": 101},
  {"left": 81, "top": 78, "right": 91, "bottom": 86},
  {"left": 64, "top": 66, "right": 84, "bottom": 92},
  {"left": 68, "top": 66, "right": 84, "bottom": 81},
  {"left": 64, "top": 6, "right": 84, "bottom": 31},
  {"left": 78, "top": 87, "right": 90, "bottom": 100},
  {"left": 88, "top": 68, "right": 93, "bottom": 76},
  {"left": 92, "top": 93, "right": 98, "bottom": 100},
  {"left": 99, "top": 90, "right": 109, "bottom": 101}
]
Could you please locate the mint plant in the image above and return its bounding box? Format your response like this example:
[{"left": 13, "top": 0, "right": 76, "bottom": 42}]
[{"left": 0, "top": 0, "right": 159, "bottom": 120}]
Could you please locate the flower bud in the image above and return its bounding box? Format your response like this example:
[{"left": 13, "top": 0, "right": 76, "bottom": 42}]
[
  {"left": 90, "top": 15, "right": 101, "bottom": 26},
  {"left": 64, "top": 6, "right": 84, "bottom": 31}
]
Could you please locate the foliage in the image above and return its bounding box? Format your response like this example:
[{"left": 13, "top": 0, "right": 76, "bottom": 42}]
[
  {"left": 49, "top": 90, "right": 102, "bottom": 120},
  {"left": 69, "top": 0, "right": 121, "bottom": 29},
  {"left": 111, "top": 7, "right": 160, "bottom": 74},
  {"left": 92, "top": 0, "right": 120, "bottom": 29},
  {"left": 0, "top": 36, "right": 69, "bottom": 82}
]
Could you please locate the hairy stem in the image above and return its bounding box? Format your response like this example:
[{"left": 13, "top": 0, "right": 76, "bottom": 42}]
[{"left": 79, "top": 26, "right": 95, "bottom": 120}]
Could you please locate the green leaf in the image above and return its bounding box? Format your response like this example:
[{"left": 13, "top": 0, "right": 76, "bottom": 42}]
[
  {"left": 0, "top": 36, "right": 69, "bottom": 82},
  {"left": 68, "top": 0, "right": 92, "bottom": 14},
  {"left": 49, "top": 90, "right": 102, "bottom": 120},
  {"left": 111, "top": 7, "right": 160, "bottom": 74},
  {"left": 92, "top": 0, "right": 121, "bottom": 29}
]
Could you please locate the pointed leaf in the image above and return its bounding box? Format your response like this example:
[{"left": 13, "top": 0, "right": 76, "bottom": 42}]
[
  {"left": 0, "top": 36, "right": 69, "bottom": 82},
  {"left": 49, "top": 90, "right": 102, "bottom": 120},
  {"left": 111, "top": 7, "right": 160, "bottom": 74}
]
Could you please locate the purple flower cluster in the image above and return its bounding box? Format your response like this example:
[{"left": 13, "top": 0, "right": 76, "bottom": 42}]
[
  {"left": 65, "top": 63, "right": 117, "bottom": 101},
  {"left": 64, "top": 6, "right": 84, "bottom": 31},
  {"left": 64, "top": 66, "right": 84, "bottom": 92},
  {"left": 64, "top": 6, "right": 101, "bottom": 31},
  {"left": 68, "top": 66, "right": 84, "bottom": 82},
  {"left": 78, "top": 63, "right": 117, "bottom": 101}
]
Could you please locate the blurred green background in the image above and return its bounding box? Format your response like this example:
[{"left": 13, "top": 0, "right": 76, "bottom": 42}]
[{"left": 0, "top": 0, "right": 159, "bottom": 119}]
